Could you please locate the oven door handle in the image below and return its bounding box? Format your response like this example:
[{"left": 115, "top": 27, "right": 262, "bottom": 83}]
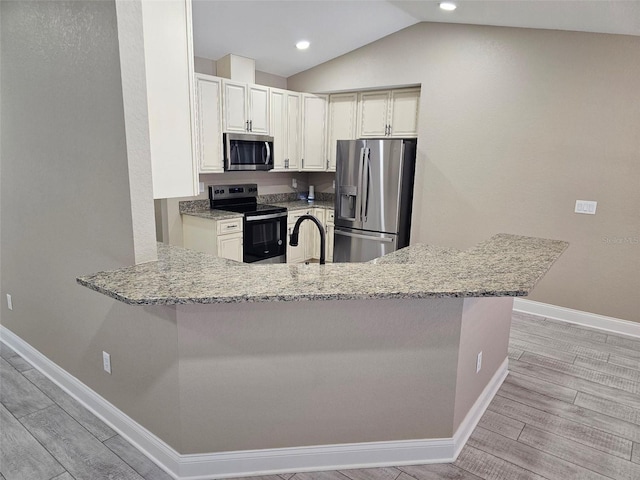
[{"left": 245, "top": 212, "right": 287, "bottom": 222}]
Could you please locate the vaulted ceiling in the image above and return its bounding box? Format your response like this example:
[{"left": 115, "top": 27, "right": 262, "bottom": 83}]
[{"left": 191, "top": 0, "right": 640, "bottom": 78}]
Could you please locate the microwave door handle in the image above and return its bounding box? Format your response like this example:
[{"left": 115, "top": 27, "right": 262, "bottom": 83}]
[
  {"left": 264, "top": 142, "right": 271, "bottom": 165},
  {"left": 227, "top": 144, "right": 236, "bottom": 170}
]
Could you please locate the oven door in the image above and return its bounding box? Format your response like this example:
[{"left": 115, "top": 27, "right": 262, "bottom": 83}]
[{"left": 243, "top": 212, "right": 287, "bottom": 263}]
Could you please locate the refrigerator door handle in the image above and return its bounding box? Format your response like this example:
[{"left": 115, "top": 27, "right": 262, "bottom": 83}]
[
  {"left": 356, "top": 146, "right": 366, "bottom": 222},
  {"left": 334, "top": 230, "right": 395, "bottom": 243},
  {"left": 362, "top": 147, "right": 371, "bottom": 223}
]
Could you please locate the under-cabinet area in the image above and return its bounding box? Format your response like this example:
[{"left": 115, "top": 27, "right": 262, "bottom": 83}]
[{"left": 192, "top": 71, "right": 420, "bottom": 175}]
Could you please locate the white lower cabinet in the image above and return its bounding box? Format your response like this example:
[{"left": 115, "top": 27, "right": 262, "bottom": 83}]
[
  {"left": 326, "top": 209, "right": 335, "bottom": 262},
  {"left": 311, "top": 208, "right": 326, "bottom": 260},
  {"left": 287, "top": 210, "right": 311, "bottom": 264},
  {"left": 182, "top": 215, "right": 243, "bottom": 262},
  {"left": 287, "top": 208, "right": 334, "bottom": 263}
]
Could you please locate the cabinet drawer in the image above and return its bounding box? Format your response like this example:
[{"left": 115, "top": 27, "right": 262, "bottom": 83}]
[
  {"left": 217, "top": 217, "right": 243, "bottom": 235},
  {"left": 288, "top": 210, "right": 310, "bottom": 224}
]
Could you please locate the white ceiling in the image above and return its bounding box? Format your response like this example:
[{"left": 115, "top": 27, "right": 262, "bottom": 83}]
[{"left": 191, "top": 0, "right": 640, "bottom": 78}]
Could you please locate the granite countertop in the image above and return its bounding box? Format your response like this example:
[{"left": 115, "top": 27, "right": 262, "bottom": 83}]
[
  {"left": 77, "top": 234, "right": 568, "bottom": 306},
  {"left": 180, "top": 199, "right": 334, "bottom": 220}
]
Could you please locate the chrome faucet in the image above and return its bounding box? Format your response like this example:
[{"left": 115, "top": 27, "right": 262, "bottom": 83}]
[{"left": 289, "top": 214, "right": 326, "bottom": 265}]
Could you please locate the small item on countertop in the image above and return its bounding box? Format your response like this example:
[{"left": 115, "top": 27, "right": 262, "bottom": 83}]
[{"left": 308, "top": 185, "right": 315, "bottom": 203}]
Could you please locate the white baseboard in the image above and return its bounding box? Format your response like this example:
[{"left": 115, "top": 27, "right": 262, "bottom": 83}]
[
  {"left": 513, "top": 299, "right": 640, "bottom": 339},
  {"left": 0, "top": 325, "right": 506, "bottom": 480},
  {"left": 452, "top": 357, "right": 509, "bottom": 459}
]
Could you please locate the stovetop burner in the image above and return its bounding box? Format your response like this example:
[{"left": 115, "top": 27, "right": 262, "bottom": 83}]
[
  {"left": 217, "top": 202, "right": 287, "bottom": 216},
  {"left": 208, "top": 183, "right": 286, "bottom": 217}
]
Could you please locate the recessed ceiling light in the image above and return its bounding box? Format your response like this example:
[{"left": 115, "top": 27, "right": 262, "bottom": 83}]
[
  {"left": 439, "top": 2, "right": 457, "bottom": 11},
  {"left": 296, "top": 40, "right": 310, "bottom": 50}
]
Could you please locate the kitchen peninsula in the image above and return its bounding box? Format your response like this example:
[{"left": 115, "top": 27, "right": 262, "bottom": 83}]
[{"left": 77, "top": 234, "right": 567, "bottom": 478}]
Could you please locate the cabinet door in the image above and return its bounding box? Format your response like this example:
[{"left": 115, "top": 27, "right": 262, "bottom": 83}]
[
  {"left": 389, "top": 88, "right": 420, "bottom": 137},
  {"left": 326, "top": 223, "right": 334, "bottom": 263},
  {"left": 269, "top": 88, "right": 286, "bottom": 171},
  {"left": 358, "top": 91, "right": 390, "bottom": 138},
  {"left": 327, "top": 93, "right": 358, "bottom": 171},
  {"left": 137, "top": 0, "right": 198, "bottom": 198},
  {"left": 287, "top": 210, "right": 310, "bottom": 263},
  {"left": 248, "top": 84, "right": 270, "bottom": 134},
  {"left": 217, "top": 233, "right": 243, "bottom": 262},
  {"left": 286, "top": 92, "right": 301, "bottom": 170},
  {"left": 182, "top": 215, "right": 217, "bottom": 255},
  {"left": 223, "top": 80, "right": 248, "bottom": 133},
  {"left": 301, "top": 94, "right": 327, "bottom": 171},
  {"left": 195, "top": 75, "right": 223, "bottom": 173}
]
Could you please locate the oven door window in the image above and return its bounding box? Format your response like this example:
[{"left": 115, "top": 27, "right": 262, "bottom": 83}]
[{"left": 243, "top": 217, "right": 285, "bottom": 262}]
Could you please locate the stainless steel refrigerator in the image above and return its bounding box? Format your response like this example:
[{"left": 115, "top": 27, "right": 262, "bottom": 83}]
[{"left": 333, "top": 138, "right": 417, "bottom": 262}]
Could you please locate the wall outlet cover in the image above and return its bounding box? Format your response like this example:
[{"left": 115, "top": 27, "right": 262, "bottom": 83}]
[
  {"left": 6, "top": 294, "right": 13, "bottom": 311},
  {"left": 102, "top": 351, "right": 112, "bottom": 374}
]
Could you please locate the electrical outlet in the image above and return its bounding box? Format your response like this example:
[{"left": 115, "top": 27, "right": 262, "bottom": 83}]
[
  {"left": 6, "top": 294, "right": 13, "bottom": 310},
  {"left": 102, "top": 351, "right": 112, "bottom": 374},
  {"left": 332, "top": 179, "right": 336, "bottom": 189},
  {"left": 575, "top": 200, "right": 597, "bottom": 214},
  {"left": 199, "top": 182, "right": 205, "bottom": 194},
  {"left": 292, "top": 178, "right": 297, "bottom": 189},
  {"left": 476, "top": 351, "right": 482, "bottom": 373}
]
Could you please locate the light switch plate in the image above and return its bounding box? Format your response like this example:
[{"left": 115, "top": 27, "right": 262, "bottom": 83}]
[
  {"left": 575, "top": 200, "right": 597, "bottom": 215},
  {"left": 6, "top": 294, "right": 13, "bottom": 310}
]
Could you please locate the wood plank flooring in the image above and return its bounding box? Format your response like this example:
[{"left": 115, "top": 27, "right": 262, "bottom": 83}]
[{"left": 2, "top": 311, "right": 640, "bottom": 480}]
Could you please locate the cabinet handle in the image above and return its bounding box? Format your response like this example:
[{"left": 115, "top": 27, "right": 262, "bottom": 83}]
[
  {"left": 301, "top": 158, "right": 304, "bottom": 168},
  {"left": 246, "top": 120, "right": 249, "bottom": 131},
  {"left": 249, "top": 120, "right": 253, "bottom": 131},
  {"left": 326, "top": 159, "right": 329, "bottom": 169}
]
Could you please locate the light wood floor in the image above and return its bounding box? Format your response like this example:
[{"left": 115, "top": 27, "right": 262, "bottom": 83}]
[{"left": 2, "top": 312, "right": 640, "bottom": 480}]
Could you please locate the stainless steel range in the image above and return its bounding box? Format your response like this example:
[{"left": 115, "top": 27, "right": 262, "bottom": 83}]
[{"left": 209, "top": 184, "right": 287, "bottom": 264}]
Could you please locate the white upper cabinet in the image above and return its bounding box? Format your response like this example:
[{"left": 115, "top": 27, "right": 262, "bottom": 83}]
[
  {"left": 270, "top": 88, "right": 300, "bottom": 171},
  {"left": 286, "top": 92, "right": 301, "bottom": 170},
  {"left": 194, "top": 74, "right": 223, "bottom": 173},
  {"left": 248, "top": 85, "right": 270, "bottom": 134},
  {"left": 326, "top": 93, "right": 358, "bottom": 171},
  {"left": 358, "top": 88, "right": 420, "bottom": 138},
  {"left": 132, "top": 0, "right": 198, "bottom": 198},
  {"left": 222, "top": 80, "right": 247, "bottom": 133},
  {"left": 301, "top": 93, "right": 328, "bottom": 171},
  {"left": 358, "top": 91, "right": 390, "bottom": 138},
  {"left": 222, "top": 80, "right": 269, "bottom": 134},
  {"left": 270, "top": 89, "right": 286, "bottom": 170},
  {"left": 389, "top": 88, "right": 421, "bottom": 137}
]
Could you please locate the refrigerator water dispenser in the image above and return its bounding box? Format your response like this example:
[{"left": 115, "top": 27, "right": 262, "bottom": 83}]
[{"left": 338, "top": 185, "right": 358, "bottom": 221}]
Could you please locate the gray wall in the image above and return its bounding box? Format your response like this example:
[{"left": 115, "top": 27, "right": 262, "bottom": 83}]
[
  {"left": 176, "top": 298, "right": 463, "bottom": 453},
  {"left": 289, "top": 23, "right": 640, "bottom": 323},
  {"left": 0, "top": 0, "right": 181, "bottom": 450}
]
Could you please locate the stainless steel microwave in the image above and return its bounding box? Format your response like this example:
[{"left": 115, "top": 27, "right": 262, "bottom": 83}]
[{"left": 224, "top": 133, "right": 274, "bottom": 171}]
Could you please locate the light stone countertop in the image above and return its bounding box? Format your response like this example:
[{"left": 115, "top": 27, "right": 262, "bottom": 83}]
[
  {"left": 180, "top": 200, "right": 334, "bottom": 221},
  {"left": 76, "top": 234, "right": 568, "bottom": 306}
]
